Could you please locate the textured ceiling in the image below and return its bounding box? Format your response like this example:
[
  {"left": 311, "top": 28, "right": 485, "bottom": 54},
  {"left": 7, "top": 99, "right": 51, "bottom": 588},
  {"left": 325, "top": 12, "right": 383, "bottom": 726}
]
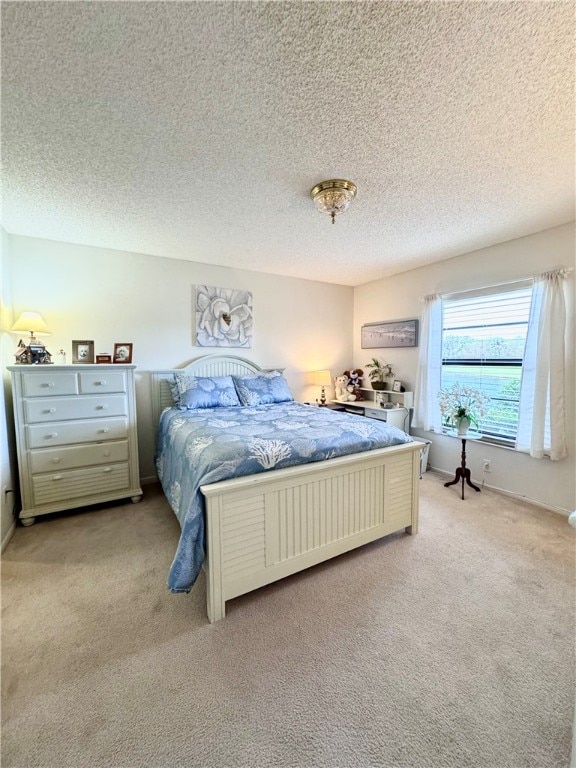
[{"left": 2, "top": 1, "right": 574, "bottom": 286}]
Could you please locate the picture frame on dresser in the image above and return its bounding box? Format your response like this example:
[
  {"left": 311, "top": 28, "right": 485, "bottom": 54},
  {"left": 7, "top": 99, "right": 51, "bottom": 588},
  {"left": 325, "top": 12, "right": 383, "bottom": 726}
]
[
  {"left": 72, "top": 340, "right": 95, "bottom": 364},
  {"left": 113, "top": 343, "right": 133, "bottom": 363}
]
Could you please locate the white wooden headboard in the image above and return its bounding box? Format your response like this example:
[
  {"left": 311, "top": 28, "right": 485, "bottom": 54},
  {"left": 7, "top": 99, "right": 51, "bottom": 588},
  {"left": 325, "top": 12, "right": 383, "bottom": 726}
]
[{"left": 150, "top": 354, "right": 279, "bottom": 424}]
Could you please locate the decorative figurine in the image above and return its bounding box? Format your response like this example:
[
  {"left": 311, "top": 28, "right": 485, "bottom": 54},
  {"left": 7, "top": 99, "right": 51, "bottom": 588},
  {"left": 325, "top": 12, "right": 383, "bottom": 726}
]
[{"left": 14, "top": 338, "right": 53, "bottom": 364}]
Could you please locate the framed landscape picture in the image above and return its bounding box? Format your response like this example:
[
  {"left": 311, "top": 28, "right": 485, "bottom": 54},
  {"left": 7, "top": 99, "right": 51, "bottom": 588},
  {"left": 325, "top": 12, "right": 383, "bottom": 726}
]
[{"left": 361, "top": 319, "right": 419, "bottom": 349}]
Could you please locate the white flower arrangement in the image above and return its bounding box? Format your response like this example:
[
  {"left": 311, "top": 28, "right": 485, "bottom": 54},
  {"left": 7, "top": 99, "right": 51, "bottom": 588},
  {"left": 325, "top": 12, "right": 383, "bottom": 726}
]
[{"left": 438, "top": 383, "right": 489, "bottom": 430}]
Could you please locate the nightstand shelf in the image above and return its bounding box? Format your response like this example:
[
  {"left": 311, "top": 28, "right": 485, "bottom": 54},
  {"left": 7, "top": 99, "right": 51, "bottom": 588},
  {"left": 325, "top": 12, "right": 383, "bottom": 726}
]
[
  {"left": 359, "top": 388, "right": 414, "bottom": 408},
  {"left": 329, "top": 399, "right": 410, "bottom": 430}
]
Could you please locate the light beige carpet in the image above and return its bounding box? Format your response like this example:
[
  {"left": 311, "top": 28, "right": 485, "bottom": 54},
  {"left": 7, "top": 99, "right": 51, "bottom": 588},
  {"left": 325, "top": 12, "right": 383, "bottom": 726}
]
[{"left": 1, "top": 473, "right": 574, "bottom": 768}]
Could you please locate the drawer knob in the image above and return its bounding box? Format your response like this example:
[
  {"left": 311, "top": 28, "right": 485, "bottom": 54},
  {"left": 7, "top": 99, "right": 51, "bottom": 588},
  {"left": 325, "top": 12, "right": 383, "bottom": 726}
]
[
  {"left": 103, "top": 451, "right": 111, "bottom": 457},
  {"left": 46, "top": 432, "right": 58, "bottom": 439},
  {"left": 52, "top": 458, "right": 61, "bottom": 464},
  {"left": 95, "top": 380, "right": 107, "bottom": 386},
  {"left": 96, "top": 405, "right": 108, "bottom": 410},
  {"left": 44, "top": 408, "right": 56, "bottom": 414},
  {"left": 102, "top": 467, "right": 112, "bottom": 473},
  {"left": 52, "top": 475, "right": 62, "bottom": 481},
  {"left": 98, "top": 428, "right": 110, "bottom": 434},
  {"left": 42, "top": 382, "right": 55, "bottom": 388}
]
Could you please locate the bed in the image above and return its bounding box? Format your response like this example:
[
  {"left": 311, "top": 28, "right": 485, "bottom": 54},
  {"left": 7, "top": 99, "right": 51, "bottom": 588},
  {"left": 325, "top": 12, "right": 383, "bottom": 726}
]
[{"left": 151, "top": 355, "right": 420, "bottom": 622}]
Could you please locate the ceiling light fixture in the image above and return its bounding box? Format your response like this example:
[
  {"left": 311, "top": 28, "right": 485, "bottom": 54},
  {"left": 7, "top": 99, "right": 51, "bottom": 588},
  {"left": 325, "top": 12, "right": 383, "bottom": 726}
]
[{"left": 310, "top": 179, "right": 357, "bottom": 224}]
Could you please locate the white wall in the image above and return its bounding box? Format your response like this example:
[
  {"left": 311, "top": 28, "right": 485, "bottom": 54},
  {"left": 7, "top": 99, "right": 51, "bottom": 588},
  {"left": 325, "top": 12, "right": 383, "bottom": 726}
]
[
  {"left": 1, "top": 229, "right": 18, "bottom": 548},
  {"left": 354, "top": 223, "right": 576, "bottom": 514},
  {"left": 7, "top": 236, "right": 354, "bottom": 480},
  {"left": 5, "top": 225, "right": 574, "bottom": 516}
]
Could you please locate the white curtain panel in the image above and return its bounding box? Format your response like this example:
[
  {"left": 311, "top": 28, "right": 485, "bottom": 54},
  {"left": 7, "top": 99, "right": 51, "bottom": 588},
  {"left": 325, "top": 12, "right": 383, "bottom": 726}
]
[
  {"left": 516, "top": 270, "right": 568, "bottom": 460},
  {"left": 412, "top": 294, "right": 443, "bottom": 432}
]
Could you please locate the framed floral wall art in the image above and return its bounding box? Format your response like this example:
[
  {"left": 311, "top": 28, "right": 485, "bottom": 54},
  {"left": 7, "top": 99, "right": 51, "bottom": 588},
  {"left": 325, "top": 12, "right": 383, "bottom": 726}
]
[{"left": 195, "top": 285, "right": 253, "bottom": 348}]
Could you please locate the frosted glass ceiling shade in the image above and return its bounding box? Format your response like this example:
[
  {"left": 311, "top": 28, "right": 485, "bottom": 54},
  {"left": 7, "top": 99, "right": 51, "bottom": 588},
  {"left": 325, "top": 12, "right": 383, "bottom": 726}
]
[
  {"left": 11, "top": 311, "right": 51, "bottom": 336},
  {"left": 310, "top": 179, "right": 357, "bottom": 224}
]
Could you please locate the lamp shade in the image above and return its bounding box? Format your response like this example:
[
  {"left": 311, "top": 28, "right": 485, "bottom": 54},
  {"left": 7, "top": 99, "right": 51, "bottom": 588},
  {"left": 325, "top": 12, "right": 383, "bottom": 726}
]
[
  {"left": 11, "top": 311, "right": 50, "bottom": 335},
  {"left": 311, "top": 369, "right": 332, "bottom": 386}
]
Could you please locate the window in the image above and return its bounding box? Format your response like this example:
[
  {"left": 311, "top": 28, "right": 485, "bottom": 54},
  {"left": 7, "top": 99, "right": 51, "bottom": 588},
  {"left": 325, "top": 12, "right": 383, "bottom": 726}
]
[{"left": 441, "top": 283, "right": 533, "bottom": 442}]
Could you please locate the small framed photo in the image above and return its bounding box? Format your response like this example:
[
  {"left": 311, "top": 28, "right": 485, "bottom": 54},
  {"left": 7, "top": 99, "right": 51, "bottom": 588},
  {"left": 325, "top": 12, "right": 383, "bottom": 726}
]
[
  {"left": 375, "top": 392, "right": 388, "bottom": 408},
  {"left": 72, "top": 340, "right": 95, "bottom": 364},
  {"left": 96, "top": 354, "right": 112, "bottom": 364},
  {"left": 113, "top": 343, "right": 133, "bottom": 363},
  {"left": 392, "top": 379, "right": 402, "bottom": 392}
]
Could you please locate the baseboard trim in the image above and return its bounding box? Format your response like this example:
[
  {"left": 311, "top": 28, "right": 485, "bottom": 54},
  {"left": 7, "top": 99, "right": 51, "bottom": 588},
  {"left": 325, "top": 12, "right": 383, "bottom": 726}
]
[
  {"left": 429, "top": 467, "right": 570, "bottom": 517},
  {"left": 1, "top": 521, "right": 16, "bottom": 553}
]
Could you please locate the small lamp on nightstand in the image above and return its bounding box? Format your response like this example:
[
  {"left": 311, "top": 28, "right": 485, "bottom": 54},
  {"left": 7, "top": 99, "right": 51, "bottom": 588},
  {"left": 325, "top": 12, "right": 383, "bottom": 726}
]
[{"left": 311, "top": 369, "right": 332, "bottom": 406}]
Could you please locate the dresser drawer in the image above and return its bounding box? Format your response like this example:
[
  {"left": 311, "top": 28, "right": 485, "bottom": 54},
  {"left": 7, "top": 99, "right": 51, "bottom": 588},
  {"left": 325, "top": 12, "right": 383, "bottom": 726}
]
[
  {"left": 30, "top": 440, "right": 129, "bottom": 473},
  {"left": 27, "top": 417, "right": 128, "bottom": 449},
  {"left": 25, "top": 394, "right": 128, "bottom": 424},
  {"left": 79, "top": 371, "right": 126, "bottom": 394},
  {"left": 22, "top": 372, "right": 78, "bottom": 398},
  {"left": 32, "top": 463, "right": 131, "bottom": 506}
]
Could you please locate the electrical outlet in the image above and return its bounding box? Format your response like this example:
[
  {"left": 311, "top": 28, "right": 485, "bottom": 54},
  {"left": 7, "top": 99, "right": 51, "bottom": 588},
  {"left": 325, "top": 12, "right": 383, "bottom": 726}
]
[{"left": 483, "top": 459, "right": 491, "bottom": 472}]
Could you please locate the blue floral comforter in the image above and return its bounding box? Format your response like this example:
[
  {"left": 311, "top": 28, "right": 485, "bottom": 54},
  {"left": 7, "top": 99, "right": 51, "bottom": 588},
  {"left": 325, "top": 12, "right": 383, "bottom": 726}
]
[{"left": 155, "top": 402, "right": 413, "bottom": 592}]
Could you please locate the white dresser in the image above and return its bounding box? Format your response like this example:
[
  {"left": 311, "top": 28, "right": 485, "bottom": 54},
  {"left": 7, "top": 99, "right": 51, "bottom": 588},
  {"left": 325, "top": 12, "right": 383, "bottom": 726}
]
[{"left": 8, "top": 364, "right": 142, "bottom": 524}]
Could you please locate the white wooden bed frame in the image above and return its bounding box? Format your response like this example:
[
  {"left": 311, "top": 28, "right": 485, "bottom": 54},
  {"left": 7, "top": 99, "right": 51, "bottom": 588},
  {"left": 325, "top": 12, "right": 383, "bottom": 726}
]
[{"left": 151, "top": 355, "right": 420, "bottom": 623}]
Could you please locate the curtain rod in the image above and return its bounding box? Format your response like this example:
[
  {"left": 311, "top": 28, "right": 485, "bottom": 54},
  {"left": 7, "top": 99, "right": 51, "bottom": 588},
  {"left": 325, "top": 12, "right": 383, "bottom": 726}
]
[{"left": 426, "top": 267, "right": 574, "bottom": 301}]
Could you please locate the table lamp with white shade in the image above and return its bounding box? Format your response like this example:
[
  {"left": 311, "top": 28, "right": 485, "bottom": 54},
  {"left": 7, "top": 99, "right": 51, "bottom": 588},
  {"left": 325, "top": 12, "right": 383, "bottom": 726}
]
[
  {"left": 311, "top": 369, "right": 332, "bottom": 406},
  {"left": 11, "top": 311, "right": 52, "bottom": 364}
]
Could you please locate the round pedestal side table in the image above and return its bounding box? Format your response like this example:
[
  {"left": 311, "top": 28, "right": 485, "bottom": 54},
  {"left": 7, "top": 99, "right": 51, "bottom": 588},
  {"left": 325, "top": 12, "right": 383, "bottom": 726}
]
[{"left": 443, "top": 431, "right": 483, "bottom": 500}]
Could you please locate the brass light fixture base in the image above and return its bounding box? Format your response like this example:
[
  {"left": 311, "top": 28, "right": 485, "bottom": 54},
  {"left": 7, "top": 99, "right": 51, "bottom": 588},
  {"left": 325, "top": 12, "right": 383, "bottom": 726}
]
[{"left": 310, "top": 179, "right": 357, "bottom": 224}]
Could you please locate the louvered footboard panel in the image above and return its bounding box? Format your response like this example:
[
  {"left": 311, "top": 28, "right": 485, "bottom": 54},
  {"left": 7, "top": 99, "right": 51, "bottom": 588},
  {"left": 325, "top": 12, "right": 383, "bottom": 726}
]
[
  {"left": 266, "top": 464, "right": 385, "bottom": 565},
  {"left": 202, "top": 443, "right": 420, "bottom": 622},
  {"left": 221, "top": 494, "right": 266, "bottom": 579}
]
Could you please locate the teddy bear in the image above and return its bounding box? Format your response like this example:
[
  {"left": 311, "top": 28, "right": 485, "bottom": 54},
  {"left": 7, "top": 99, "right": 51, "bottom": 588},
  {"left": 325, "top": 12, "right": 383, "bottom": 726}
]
[
  {"left": 344, "top": 369, "right": 364, "bottom": 401},
  {"left": 334, "top": 374, "right": 356, "bottom": 402}
]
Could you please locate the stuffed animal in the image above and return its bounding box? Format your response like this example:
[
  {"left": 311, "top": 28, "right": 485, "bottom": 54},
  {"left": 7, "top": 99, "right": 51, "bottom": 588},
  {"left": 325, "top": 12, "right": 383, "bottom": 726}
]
[
  {"left": 334, "top": 374, "right": 356, "bottom": 402},
  {"left": 344, "top": 369, "right": 364, "bottom": 401}
]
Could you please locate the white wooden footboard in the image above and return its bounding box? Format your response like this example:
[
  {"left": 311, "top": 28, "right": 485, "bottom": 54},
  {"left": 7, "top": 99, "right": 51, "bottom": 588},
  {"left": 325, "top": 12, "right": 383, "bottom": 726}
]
[{"left": 201, "top": 442, "right": 420, "bottom": 622}]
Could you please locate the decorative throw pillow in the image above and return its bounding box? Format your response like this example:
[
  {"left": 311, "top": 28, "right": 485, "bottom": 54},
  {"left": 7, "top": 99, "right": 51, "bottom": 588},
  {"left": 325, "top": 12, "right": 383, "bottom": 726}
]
[
  {"left": 169, "top": 379, "right": 181, "bottom": 404},
  {"left": 174, "top": 374, "right": 241, "bottom": 409},
  {"left": 232, "top": 371, "right": 293, "bottom": 406}
]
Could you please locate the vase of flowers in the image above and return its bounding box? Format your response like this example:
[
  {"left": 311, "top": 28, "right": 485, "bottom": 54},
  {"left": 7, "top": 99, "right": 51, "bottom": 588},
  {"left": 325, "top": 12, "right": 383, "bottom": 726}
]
[
  {"left": 437, "top": 383, "right": 489, "bottom": 434},
  {"left": 456, "top": 415, "right": 471, "bottom": 435},
  {"left": 366, "top": 357, "right": 395, "bottom": 390}
]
